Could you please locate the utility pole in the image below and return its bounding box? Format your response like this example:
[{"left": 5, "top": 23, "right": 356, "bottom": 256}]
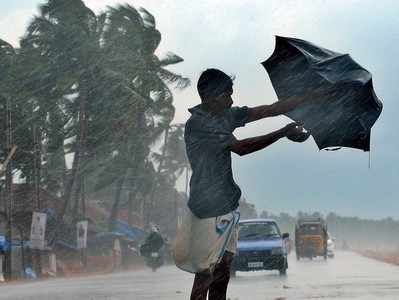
[
  {"left": 79, "top": 92, "right": 88, "bottom": 268},
  {"left": 32, "top": 123, "right": 42, "bottom": 277},
  {"left": 80, "top": 176, "right": 87, "bottom": 268},
  {"left": 4, "top": 97, "right": 12, "bottom": 280}
]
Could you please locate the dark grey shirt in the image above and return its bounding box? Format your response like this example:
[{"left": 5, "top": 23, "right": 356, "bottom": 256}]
[{"left": 184, "top": 105, "right": 249, "bottom": 218}]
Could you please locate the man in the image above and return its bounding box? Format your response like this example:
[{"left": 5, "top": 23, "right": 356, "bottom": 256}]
[
  {"left": 184, "top": 68, "right": 309, "bottom": 300},
  {"left": 141, "top": 225, "right": 164, "bottom": 256}
]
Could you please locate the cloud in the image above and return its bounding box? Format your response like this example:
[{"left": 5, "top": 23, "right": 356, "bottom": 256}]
[{"left": 0, "top": 9, "right": 35, "bottom": 47}]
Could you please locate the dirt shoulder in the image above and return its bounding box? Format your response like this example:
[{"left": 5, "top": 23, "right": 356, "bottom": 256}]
[{"left": 358, "top": 250, "right": 399, "bottom": 266}]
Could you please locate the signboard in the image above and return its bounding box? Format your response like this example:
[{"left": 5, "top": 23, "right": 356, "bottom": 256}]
[
  {"left": 49, "top": 253, "right": 57, "bottom": 275},
  {"left": 113, "top": 238, "right": 121, "bottom": 252},
  {"left": 76, "top": 220, "right": 88, "bottom": 249},
  {"left": 30, "top": 212, "right": 47, "bottom": 250}
]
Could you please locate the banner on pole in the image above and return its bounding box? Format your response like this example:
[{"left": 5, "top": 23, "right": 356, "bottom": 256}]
[
  {"left": 30, "top": 212, "right": 47, "bottom": 250},
  {"left": 49, "top": 253, "right": 57, "bottom": 275},
  {"left": 76, "top": 220, "right": 88, "bottom": 249}
]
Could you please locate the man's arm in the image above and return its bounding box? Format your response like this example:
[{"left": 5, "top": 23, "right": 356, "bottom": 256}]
[
  {"left": 247, "top": 97, "right": 306, "bottom": 123},
  {"left": 230, "top": 123, "right": 304, "bottom": 156}
]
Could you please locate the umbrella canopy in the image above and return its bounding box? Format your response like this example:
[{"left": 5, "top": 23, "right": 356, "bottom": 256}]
[{"left": 262, "top": 36, "right": 383, "bottom": 151}]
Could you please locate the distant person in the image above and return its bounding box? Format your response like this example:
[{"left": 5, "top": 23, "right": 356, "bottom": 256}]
[
  {"left": 141, "top": 225, "right": 164, "bottom": 256},
  {"left": 183, "top": 68, "right": 309, "bottom": 300}
]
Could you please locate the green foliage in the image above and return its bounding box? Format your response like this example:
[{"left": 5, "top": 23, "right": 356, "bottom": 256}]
[{"left": 0, "top": 1, "right": 190, "bottom": 231}]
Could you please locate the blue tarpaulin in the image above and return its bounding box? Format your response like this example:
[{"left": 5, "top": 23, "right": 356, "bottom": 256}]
[
  {"left": 0, "top": 235, "right": 10, "bottom": 252},
  {"left": 112, "top": 220, "right": 147, "bottom": 241},
  {"left": 0, "top": 235, "right": 31, "bottom": 252}
]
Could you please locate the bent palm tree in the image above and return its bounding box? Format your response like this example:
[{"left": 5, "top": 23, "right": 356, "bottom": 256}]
[{"left": 101, "top": 4, "right": 190, "bottom": 229}]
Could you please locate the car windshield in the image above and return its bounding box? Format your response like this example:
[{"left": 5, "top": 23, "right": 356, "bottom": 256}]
[{"left": 239, "top": 222, "right": 281, "bottom": 240}]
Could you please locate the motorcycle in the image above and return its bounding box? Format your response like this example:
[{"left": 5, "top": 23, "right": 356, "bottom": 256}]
[
  {"left": 144, "top": 247, "right": 164, "bottom": 272},
  {"left": 140, "top": 241, "right": 164, "bottom": 272}
]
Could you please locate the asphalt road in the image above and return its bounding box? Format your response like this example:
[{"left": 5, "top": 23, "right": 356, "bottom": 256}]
[{"left": 1, "top": 251, "right": 399, "bottom": 300}]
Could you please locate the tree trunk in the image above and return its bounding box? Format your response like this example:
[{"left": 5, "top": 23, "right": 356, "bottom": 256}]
[
  {"left": 59, "top": 83, "right": 88, "bottom": 220},
  {"left": 59, "top": 151, "right": 78, "bottom": 223},
  {"left": 127, "top": 190, "right": 134, "bottom": 226},
  {"left": 46, "top": 110, "right": 67, "bottom": 196},
  {"left": 72, "top": 174, "right": 82, "bottom": 220},
  {"left": 53, "top": 80, "right": 88, "bottom": 244},
  {"left": 32, "top": 122, "right": 42, "bottom": 277},
  {"left": 144, "top": 127, "right": 169, "bottom": 227},
  {"left": 108, "top": 176, "right": 124, "bottom": 231},
  {"left": 4, "top": 98, "right": 12, "bottom": 280},
  {"left": 33, "top": 123, "right": 41, "bottom": 211},
  {"left": 81, "top": 176, "right": 86, "bottom": 218}
]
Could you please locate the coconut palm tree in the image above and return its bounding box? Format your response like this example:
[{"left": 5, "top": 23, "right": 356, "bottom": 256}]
[
  {"left": 11, "top": 1, "right": 190, "bottom": 233},
  {"left": 21, "top": 0, "right": 103, "bottom": 222},
  {"left": 98, "top": 4, "right": 190, "bottom": 229},
  {"left": 143, "top": 123, "right": 189, "bottom": 226}
]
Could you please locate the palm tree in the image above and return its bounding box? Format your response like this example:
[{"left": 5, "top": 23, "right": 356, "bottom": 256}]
[
  {"left": 153, "top": 124, "right": 189, "bottom": 185},
  {"left": 0, "top": 38, "right": 17, "bottom": 280},
  {"left": 21, "top": 0, "right": 102, "bottom": 222},
  {"left": 98, "top": 4, "right": 190, "bottom": 230},
  {"left": 0, "top": 39, "right": 16, "bottom": 168},
  {"left": 145, "top": 124, "right": 189, "bottom": 226},
  {"left": 10, "top": 1, "right": 190, "bottom": 234}
]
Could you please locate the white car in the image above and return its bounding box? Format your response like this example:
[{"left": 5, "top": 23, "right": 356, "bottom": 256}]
[{"left": 327, "top": 237, "right": 335, "bottom": 258}]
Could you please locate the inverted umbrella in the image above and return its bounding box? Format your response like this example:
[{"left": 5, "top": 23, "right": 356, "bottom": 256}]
[{"left": 262, "top": 36, "right": 383, "bottom": 151}]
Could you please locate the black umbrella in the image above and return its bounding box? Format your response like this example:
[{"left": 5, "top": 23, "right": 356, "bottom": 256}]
[{"left": 262, "top": 36, "right": 383, "bottom": 151}]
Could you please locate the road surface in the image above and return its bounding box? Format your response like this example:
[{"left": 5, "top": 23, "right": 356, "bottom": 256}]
[{"left": 1, "top": 251, "right": 399, "bottom": 300}]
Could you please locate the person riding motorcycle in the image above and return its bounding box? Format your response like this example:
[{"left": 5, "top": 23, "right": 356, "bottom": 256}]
[
  {"left": 140, "top": 225, "right": 165, "bottom": 271},
  {"left": 141, "top": 226, "right": 164, "bottom": 253}
]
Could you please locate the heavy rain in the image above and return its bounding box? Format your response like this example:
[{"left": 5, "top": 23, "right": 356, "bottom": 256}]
[{"left": 0, "top": 1, "right": 398, "bottom": 299}]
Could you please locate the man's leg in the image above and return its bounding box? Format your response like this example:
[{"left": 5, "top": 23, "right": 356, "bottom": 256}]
[
  {"left": 208, "top": 251, "right": 234, "bottom": 300},
  {"left": 190, "top": 270, "right": 214, "bottom": 300}
]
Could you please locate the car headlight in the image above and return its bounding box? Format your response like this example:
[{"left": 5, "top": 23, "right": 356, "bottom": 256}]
[{"left": 271, "top": 247, "right": 283, "bottom": 255}]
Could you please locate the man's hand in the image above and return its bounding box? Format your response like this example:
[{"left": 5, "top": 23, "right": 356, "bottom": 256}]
[
  {"left": 230, "top": 122, "right": 310, "bottom": 156},
  {"left": 284, "top": 123, "right": 311, "bottom": 143}
]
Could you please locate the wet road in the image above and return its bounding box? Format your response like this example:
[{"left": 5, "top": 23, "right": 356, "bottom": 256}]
[{"left": 1, "top": 251, "right": 399, "bottom": 300}]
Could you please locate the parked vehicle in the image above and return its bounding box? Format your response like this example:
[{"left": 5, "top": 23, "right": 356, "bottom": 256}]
[
  {"left": 327, "top": 235, "right": 335, "bottom": 258},
  {"left": 295, "top": 217, "right": 328, "bottom": 260},
  {"left": 231, "top": 219, "right": 289, "bottom": 276}
]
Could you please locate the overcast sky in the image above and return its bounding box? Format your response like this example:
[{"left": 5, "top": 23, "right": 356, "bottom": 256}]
[{"left": 1, "top": 0, "right": 398, "bottom": 219}]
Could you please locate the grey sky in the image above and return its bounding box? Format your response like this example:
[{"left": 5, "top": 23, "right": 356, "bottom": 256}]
[{"left": 1, "top": 0, "right": 398, "bottom": 218}]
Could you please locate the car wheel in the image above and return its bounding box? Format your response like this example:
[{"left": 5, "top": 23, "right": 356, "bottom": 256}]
[{"left": 279, "top": 258, "right": 288, "bottom": 276}]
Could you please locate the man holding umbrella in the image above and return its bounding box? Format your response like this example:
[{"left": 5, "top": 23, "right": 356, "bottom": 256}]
[{"left": 184, "top": 68, "right": 309, "bottom": 300}]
